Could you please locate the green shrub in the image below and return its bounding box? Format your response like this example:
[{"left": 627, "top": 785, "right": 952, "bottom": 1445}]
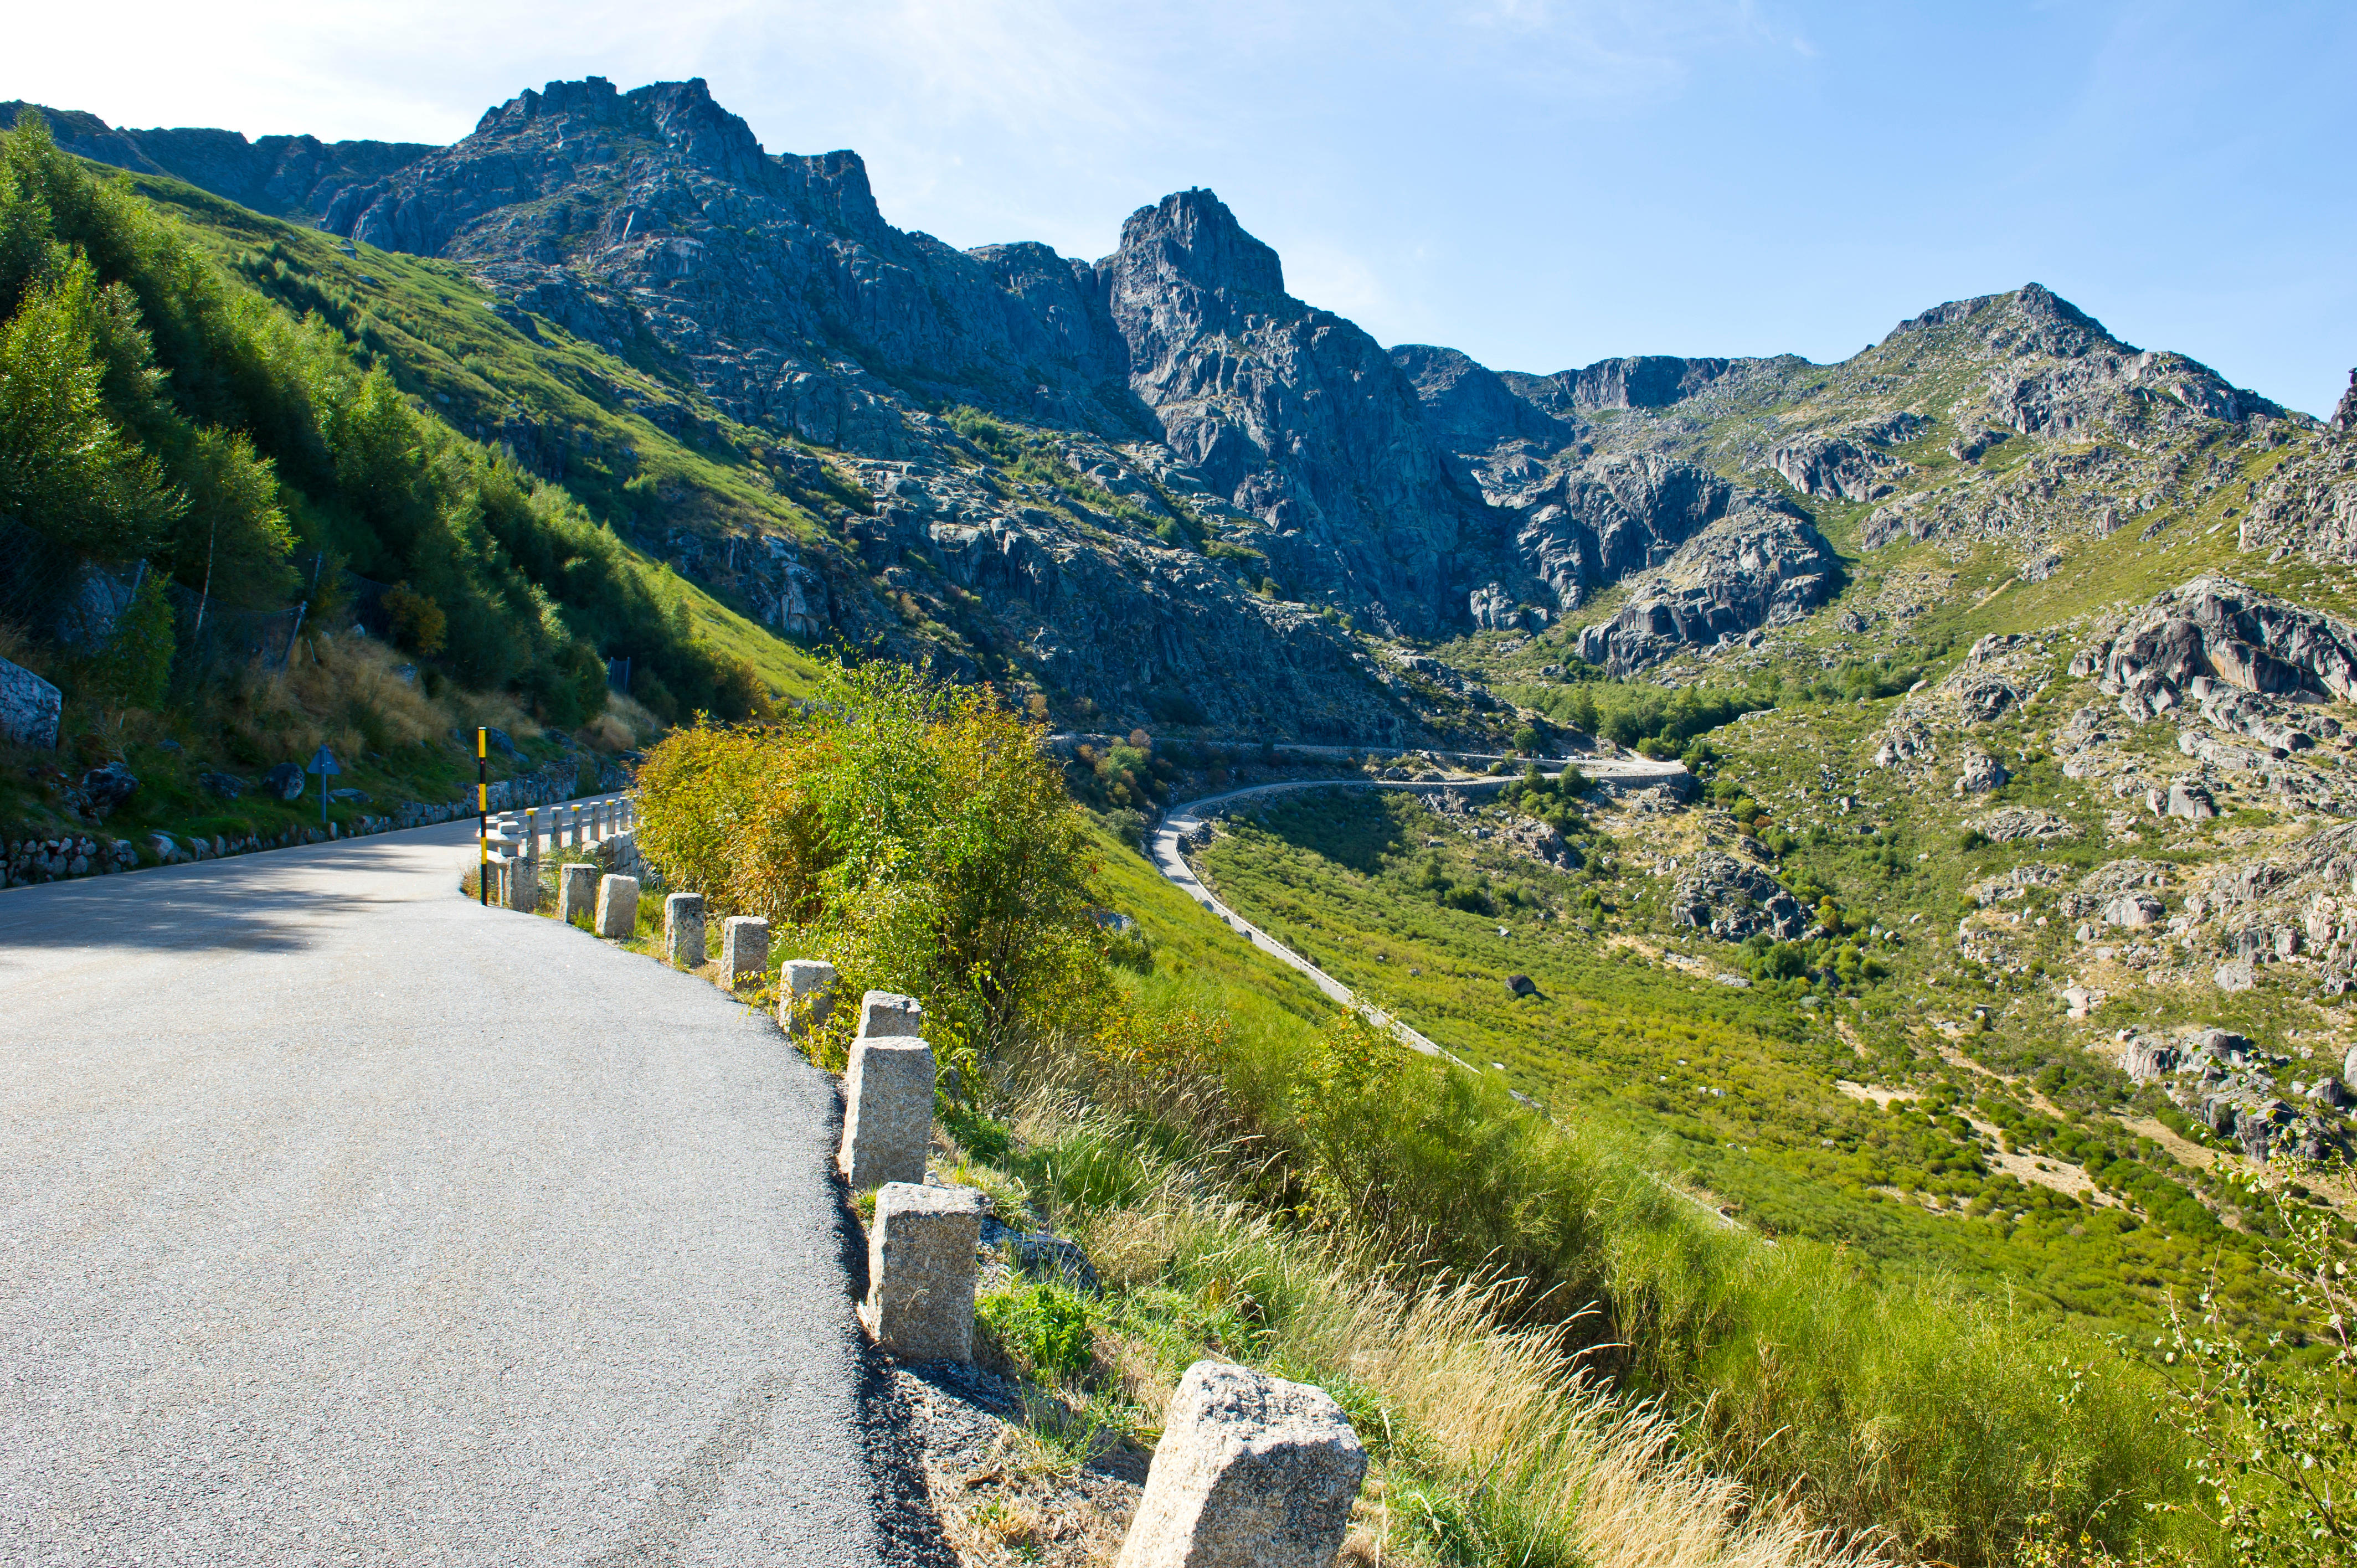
[
  {"left": 977, "top": 1279, "right": 1095, "bottom": 1382},
  {"left": 634, "top": 658, "right": 1108, "bottom": 1085}
]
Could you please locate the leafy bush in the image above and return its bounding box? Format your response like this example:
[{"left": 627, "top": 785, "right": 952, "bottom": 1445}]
[
  {"left": 977, "top": 1278, "right": 1097, "bottom": 1383},
  {"left": 634, "top": 658, "right": 1108, "bottom": 1083}
]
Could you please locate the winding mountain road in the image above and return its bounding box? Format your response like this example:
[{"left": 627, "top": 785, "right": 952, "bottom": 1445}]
[
  {"left": 1147, "top": 757, "right": 1687, "bottom": 1063},
  {"left": 0, "top": 816, "right": 897, "bottom": 1565}
]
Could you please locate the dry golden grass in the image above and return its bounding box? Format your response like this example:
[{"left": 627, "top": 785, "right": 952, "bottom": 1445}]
[
  {"left": 580, "top": 712, "right": 635, "bottom": 751},
  {"left": 1299, "top": 1276, "right": 1876, "bottom": 1568},
  {"left": 604, "top": 690, "right": 665, "bottom": 745}
]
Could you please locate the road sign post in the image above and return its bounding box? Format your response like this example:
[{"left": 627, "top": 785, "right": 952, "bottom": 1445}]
[
  {"left": 306, "top": 746, "right": 341, "bottom": 829},
  {"left": 477, "top": 728, "right": 488, "bottom": 906}
]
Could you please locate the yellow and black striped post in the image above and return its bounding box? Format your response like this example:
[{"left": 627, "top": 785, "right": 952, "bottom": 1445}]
[{"left": 476, "top": 727, "right": 489, "bottom": 906}]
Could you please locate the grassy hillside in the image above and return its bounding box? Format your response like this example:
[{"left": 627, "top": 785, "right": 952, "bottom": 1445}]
[{"left": 0, "top": 115, "right": 830, "bottom": 852}]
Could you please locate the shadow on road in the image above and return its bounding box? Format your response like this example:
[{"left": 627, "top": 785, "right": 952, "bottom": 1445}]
[{"left": 0, "top": 839, "right": 469, "bottom": 957}]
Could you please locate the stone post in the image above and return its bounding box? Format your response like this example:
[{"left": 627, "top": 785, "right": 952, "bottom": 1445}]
[
  {"left": 559, "top": 863, "right": 599, "bottom": 924},
  {"left": 720, "top": 916, "right": 769, "bottom": 985},
  {"left": 1115, "top": 1361, "right": 1368, "bottom": 1568},
  {"left": 665, "top": 893, "right": 706, "bottom": 968},
  {"left": 505, "top": 852, "right": 538, "bottom": 912},
  {"left": 861, "top": 1182, "right": 985, "bottom": 1363},
  {"left": 838, "top": 1031, "right": 935, "bottom": 1190},
  {"left": 595, "top": 874, "right": 639, "bottom": 939},
  {"left": 780, "top": 959, "right": 838, "bottom": 1039},
  {"left": 514, "top": 811, "right": 541, "bottom": 912},
  {"left": 857, "top": 989, "right": 924, "bottom": 1039}
]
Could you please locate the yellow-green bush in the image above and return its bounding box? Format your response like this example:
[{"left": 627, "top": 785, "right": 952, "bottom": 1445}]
[{"left": 634, "top": 658, "right": 1106, "bottom": 1085}]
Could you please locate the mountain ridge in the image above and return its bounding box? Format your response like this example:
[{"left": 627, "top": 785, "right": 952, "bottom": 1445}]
[{"left": 4, "top": 81, "right": 2329, "bottom": 735}]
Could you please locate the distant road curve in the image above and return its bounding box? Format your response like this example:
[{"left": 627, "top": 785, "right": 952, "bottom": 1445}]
[{"left": 1144, "top": 757, "right": 1687, "bottom": 1067}]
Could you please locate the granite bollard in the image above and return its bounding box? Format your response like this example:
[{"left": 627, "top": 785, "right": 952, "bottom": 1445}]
[
  {"left": 857, "top": 988, "right": 923, "bottom": 1039},
  {"left": 720, "top": 916, "right": 769, "bottom": 984},
  {"left": 665, "top": 893, "right": 706, "bottom": 968},
  {"left": 861, "top": 1182, "right": 986, "bottom": 1363},
  {"left": 1115, "top": 1361, "right": 1368, "bottom": 1568},
  {"left": 780, "top": 958, "right": 838, "bottom": 1039},
  {"left": 559, "top": 863, "right": 599, "bottom": 924},
  {"left": 595, "top": 874, "right": 639, "bottom": 938},
  {"left": 838, "top": 1033, "right": 935, "bottom": 1190}
]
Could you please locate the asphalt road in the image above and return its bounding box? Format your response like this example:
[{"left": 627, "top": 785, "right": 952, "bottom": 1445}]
[
  {"left": 0, "top": 817, "right": 898, "bottom": 1565},
  {"left": 1147, "top": 760, "right": 1687, "bottom": 1063}
]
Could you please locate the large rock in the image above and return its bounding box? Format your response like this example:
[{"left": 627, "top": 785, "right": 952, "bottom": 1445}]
[
  {"left": 1954, "top": 747, "right": 2010, "bottom": 795},
  {"left": 1116, "top": 1361, "right": 1367, "bottom": 1568},
  {"left": 76, "top": 762, "right": 138, "bottom": 817},
  {"left": 2096, "top": 576, "right": 2357, "bottom": 713},
  {"left": 0, "top": 655, "right": 60, "bottom": 749},
  {"left": 1573, "top": 508, "right": 1837, "bottom": 674},
  {"left": 1669, "top": 852, "right": 1805, "bottom": 942},
  {"left": 261, "top": 762, "right": 305, "bottom": 801}
]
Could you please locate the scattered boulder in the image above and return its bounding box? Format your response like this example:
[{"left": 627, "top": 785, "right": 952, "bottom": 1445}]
[
  {"left": 1954, "top": 747, "right": 2010, "bottom": 795},
  {"left": 1973, "top": 807, "right": 2077, "bottom": 843},
  {"left": 261, "top": 762, "right": 305, "bottom": 801},
  {"left": 2121, "top": 1036, "right": 2181, "bottom": 1082},
  {"left": 1872, "top": 716, "right": 1936, "bottom": 768},
  {"left": 76, "top": 762, "right": 138, "bottom": 817},
  {"left": 2104, "top": 893, "right": 2165, "bottom": 929},
  {"left": 1505, "top": 973, "right": 1538, "bottom": 997},
  {"left": 979, "top": 1214, "right": 1100, "bottom": 1293},
  {"left": 2215, "top": 958, "right": 2256, "bottom": 993},
  {"left": 199, "top": 771, "right": 247, "bottom": 800},
  {"left": 2166, "top": 780, "right": 2218, "bottom": 821},
  {"left": 1669, "top": 852, "right": 1805, "bottom": 941}
]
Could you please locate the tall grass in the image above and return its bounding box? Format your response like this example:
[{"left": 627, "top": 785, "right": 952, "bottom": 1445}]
[{"left": 986, "top": 1098, "right": 1881, "bottom": 1568}]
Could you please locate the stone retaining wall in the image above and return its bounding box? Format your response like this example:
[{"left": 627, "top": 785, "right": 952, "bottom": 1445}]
[{"left": 4, "top": 754, "right": 632, "bottom": 890}]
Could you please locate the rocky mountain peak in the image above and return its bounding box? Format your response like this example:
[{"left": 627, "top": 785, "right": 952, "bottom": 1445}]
[
  {"left": 471, "top": 76, "right": 774, "bottom": 189},
  {"left": 2334, "top": 369, "right": 2357, "bottom": 432},
  {"left": 1109, "top": 188, "right": 1284, "bottom": 300},
  {"left": 1887, "top": 281, "right": 2116, "bottom": 360}
]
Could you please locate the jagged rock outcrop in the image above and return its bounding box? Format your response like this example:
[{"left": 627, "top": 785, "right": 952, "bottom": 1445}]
[
  {"left": 1954, "top": 747, "right": 2010, "bottom": 795},
  {"left": 1770, "top": 415, "right": 1925, "bottom": 502},
  {"left": 1502, "top": 355, "right": 1740, "bottom": 415},
  {"left": 1572, "top": 507, "right": 1836, "bottom": 673},
  {"left": 1670, "top": 852, "right": 1804, "bottom": 941},
  {"left": 2096, "top": 575, "right": 2357, "bottom": 717}
]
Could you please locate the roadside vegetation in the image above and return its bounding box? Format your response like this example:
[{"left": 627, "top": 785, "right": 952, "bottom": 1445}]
[{"left": 631, "top": 654, "right": 2356, "bottom": 1568}]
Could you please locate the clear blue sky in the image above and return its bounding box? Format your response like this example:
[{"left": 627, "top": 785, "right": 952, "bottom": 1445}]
[{"left": 16, "top": 1, "right": 2357, "bottom": 414}]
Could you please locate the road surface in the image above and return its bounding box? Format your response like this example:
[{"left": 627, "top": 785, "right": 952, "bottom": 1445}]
[
  {"left": 0, "top": 817, "right": 899, "bottom": 1565},
  {"left": 1147, "top": 760, "right": 1686, "bottom": 1064}
]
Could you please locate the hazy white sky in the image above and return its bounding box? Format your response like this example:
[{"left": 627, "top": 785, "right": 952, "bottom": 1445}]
[{"left": 12, "top": 1, "right": 2357, "bottom": 413}]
